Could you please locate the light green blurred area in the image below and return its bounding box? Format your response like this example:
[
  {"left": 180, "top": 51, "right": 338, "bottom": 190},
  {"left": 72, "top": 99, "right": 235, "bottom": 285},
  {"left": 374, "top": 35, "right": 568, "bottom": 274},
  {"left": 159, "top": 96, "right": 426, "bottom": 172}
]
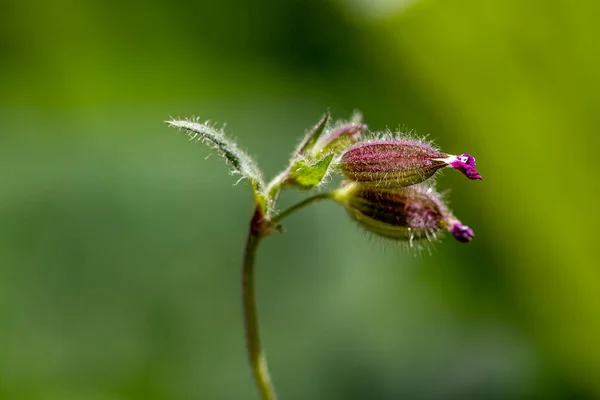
[{"left": 1, "top": 0, "right": 598, "bottom": 399}]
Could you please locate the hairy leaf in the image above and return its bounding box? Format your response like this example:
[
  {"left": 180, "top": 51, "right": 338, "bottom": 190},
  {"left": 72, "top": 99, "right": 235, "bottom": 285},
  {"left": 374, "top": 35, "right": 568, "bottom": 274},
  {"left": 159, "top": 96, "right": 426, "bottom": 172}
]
[
  {"left": 295, "top": 112, "right": 330, "bottom": 156},
  {"left": 167, "top": 118, "right": 266, "bottom": 209}
]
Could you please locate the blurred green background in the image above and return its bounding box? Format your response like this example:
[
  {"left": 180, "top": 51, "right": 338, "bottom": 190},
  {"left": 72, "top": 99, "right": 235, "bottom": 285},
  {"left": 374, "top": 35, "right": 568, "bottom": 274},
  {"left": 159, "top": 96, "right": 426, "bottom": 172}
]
[{"left": 1, "top": 0, "right": 599, "bottom": 399}]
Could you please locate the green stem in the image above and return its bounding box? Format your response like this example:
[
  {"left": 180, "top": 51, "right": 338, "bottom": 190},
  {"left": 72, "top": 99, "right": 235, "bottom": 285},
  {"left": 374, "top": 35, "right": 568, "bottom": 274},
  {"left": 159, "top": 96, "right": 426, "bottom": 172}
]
[
  {"left": 242, "top": 207, "right": 276, "bottom": 400},
  {"left": 241, "top": 192, "right": 335, "bottom": 400},
  {"left": 271, "top": 192, "right": 335, "bottom": 224}
]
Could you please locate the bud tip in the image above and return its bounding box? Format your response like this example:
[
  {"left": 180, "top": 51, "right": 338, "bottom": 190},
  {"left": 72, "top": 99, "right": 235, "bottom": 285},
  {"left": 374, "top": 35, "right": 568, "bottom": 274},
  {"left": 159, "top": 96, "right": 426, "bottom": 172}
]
[
  {"left": 451, "top": 222, "right": 475, "bottom": 243},
  {"left": 449, "top": 153, "right": 483, "bottom": 180}
]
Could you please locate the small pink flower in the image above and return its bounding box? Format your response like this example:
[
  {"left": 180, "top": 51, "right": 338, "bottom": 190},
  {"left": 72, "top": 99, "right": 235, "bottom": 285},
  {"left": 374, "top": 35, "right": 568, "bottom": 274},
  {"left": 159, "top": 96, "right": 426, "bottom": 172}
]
[{"left": 440, "top": 153, "right": 483, "bottom": 180}]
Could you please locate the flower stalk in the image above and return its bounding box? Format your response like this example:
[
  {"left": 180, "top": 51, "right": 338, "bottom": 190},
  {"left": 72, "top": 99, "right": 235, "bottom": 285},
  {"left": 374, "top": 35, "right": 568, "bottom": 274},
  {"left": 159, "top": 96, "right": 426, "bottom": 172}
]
[
  {"left": 241, "top": 192, "right": 335, "bottom": 400},
  {"left": 242, "top": 206, "right": 276, "bottom": 400}
]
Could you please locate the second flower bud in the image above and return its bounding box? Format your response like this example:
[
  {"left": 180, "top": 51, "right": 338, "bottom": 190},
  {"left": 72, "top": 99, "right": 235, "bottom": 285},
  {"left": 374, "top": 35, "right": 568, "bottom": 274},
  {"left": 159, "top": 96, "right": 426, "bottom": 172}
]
[{"left": 333, "top": 183, "right": 474, "bottom": 244}]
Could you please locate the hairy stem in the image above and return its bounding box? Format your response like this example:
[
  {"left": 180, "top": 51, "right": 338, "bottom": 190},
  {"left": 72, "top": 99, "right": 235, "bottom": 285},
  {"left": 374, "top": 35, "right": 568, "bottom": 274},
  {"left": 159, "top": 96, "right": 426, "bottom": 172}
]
[
  {"left": 242, "top": 207, "right": 276, "bottom": 400},
  {"left": 241, "top": 192, "right": 335, "bottom": 400}
]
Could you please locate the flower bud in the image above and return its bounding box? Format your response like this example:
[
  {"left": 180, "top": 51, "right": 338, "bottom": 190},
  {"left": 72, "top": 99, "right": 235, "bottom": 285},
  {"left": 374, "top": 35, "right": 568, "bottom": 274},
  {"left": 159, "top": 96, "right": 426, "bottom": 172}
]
[
  {"left": 334, "top": 183, "right": 474, "bottom": 243},
  {"left": 311, "top": 123, "right": 367, "bottom": 157},
  {"left": 339, "top": 139, "right": 482, "bottom": 187}
]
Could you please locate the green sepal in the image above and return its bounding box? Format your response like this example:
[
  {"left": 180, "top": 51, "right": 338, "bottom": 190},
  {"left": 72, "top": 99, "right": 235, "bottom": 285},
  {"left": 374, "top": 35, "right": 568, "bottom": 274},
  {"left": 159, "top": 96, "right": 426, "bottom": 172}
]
[{"left": 287, "top": 153, "right": 334, "bottom": 190}]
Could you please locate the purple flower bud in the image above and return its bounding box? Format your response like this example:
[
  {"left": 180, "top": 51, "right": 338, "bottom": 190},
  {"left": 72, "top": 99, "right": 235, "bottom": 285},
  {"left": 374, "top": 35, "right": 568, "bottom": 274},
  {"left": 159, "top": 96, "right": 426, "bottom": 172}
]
[
  {"left": 339, "top": 139, "right": 483, "bottom": 187},
  {"left": 311, "top": 123, "right": 367, "bottom": 156},
  {"left": 450, "top": 222, "right": 475, "bottom": 243},
  {"left": 335, "top": 183, "right": 474, "bottom": 244}
]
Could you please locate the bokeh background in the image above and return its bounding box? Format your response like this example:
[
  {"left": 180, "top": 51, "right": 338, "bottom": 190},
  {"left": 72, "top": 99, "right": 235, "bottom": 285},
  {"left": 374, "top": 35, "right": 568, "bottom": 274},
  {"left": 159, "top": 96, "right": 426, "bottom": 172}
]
[{"left": 1, "top": 0, "right": 599, "bottom": 399}]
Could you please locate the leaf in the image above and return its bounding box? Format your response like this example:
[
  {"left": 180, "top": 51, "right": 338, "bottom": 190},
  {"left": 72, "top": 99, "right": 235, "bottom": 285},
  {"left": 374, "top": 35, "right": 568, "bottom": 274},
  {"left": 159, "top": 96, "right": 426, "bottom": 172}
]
[
  {"left": 295, "top": 112, "right": 330, "bottom": 156},
  {"left": 166, "top": 118, "right": 267, "bottom": 209},
  {"left": 287, "top": 153, "right": 334, "bottom": 190}
]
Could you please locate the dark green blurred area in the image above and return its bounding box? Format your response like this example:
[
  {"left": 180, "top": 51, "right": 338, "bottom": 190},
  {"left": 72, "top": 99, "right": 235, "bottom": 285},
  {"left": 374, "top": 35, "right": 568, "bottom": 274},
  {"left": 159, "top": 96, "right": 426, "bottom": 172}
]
[{"left": 1, "top": 0, "right": 599, "bottom": 399}]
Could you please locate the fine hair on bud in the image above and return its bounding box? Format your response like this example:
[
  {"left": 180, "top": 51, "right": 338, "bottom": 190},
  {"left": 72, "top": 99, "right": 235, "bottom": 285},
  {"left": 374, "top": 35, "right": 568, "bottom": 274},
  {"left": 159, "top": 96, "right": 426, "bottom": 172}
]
[
  {"left": 339, "top": 133, "right": 482, "bottom": 187},
  {"left": 334, "top": 183, "right": 474, "bottom": 244}
]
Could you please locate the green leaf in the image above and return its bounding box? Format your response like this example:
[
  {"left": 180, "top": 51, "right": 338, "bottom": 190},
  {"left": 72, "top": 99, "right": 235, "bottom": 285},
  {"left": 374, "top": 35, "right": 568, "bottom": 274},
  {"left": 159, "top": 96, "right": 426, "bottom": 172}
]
[
  {"left": 287, "top": 153, "right": 334, "bottom": 190},
  {"left": 295, "top": 112, "right": 330, "bottom": 156},
  {"left": 166, "top": 118, "right": 267, "bottom": 209}
]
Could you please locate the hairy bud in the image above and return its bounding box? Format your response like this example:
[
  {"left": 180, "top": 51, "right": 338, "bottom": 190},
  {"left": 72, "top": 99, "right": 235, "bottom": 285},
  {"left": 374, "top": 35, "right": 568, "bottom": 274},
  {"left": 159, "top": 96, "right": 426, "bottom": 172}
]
[
  {"left": 311, "top": 123, "right": 367, "bottom": 156},
  {"left": 334, "top": 183, "right": 474, "bottom": 243},
  {"left": 339, "top": 139, "right": 482, "bottom": 187}
]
